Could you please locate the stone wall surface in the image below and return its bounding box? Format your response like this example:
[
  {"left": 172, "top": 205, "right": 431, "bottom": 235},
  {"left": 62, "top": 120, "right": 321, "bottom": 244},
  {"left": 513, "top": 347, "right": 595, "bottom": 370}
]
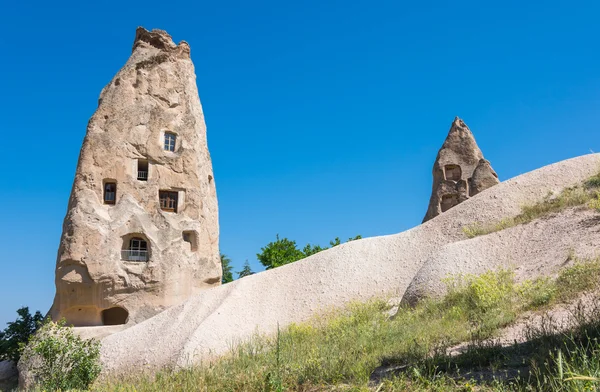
[{"left": 50, "top": 27, "right": 220, "bottom": 327}]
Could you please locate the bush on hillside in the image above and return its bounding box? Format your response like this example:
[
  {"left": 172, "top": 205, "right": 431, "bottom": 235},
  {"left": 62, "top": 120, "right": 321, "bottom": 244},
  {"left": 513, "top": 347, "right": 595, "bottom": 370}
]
[{"left": 21, "top": 319, "right": 101, "bottom": 391}]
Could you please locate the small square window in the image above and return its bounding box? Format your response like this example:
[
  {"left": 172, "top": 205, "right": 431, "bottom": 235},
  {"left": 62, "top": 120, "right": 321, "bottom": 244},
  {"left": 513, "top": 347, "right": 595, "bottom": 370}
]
[
  {"left": 164, "top": 132, "right": 176, "bottom": 152},
  {"left": 159, "top": 191, "right": 178, "bottom": 212}
]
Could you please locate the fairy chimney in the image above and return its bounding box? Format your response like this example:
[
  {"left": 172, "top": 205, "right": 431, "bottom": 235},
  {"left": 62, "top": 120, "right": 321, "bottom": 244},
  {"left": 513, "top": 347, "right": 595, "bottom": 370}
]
[
  {"left": 49, "top": 27, "right": 221, "bottom": 327},
  {"left": 422, "top": 117, "right": 499, "bottom": 223}
]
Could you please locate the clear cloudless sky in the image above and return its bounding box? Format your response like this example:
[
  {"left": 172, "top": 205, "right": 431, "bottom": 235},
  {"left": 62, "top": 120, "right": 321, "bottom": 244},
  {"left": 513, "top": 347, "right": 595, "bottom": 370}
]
[{"left": 1, "top": 0, "right": 599, "bottom": 326}]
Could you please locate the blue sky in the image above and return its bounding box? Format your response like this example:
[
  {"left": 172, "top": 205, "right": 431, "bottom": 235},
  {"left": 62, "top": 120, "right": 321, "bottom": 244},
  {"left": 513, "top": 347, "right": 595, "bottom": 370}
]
[{"left": 1, "top": 0, "right": 599, "bottom": 326}]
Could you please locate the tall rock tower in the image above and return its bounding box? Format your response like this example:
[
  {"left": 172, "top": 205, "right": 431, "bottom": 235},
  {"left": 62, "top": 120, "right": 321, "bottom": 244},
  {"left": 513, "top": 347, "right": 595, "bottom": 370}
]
[
  {"left": 422, "top": 117, "right": 499, "bottom": 223},
  {"left": 50, "top": 28, "right": 221, "bottom": 326}
]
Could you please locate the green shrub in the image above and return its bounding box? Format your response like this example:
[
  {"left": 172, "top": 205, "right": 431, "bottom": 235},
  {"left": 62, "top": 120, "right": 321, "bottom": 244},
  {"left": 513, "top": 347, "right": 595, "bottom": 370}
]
[
  {"left": 518, "top": 277, "right": 556, "bottom": 309},
  {"left": 588, "top": 191, "right": 600, "bottom": 211},
  {"left": 0, "top": 306, "right": 43, "bottom": 363},
  {"left": 443, "top": 269, "right": 517, "bottom": 336},
  {"left": 21, "top": 319, "right": 101, "bottom": 391},
  {"left": 585, "top": 171, "right": 600, "bottom": 189},
  {"left": 556, "top": 258, "right": 600, "bottom": 301}
]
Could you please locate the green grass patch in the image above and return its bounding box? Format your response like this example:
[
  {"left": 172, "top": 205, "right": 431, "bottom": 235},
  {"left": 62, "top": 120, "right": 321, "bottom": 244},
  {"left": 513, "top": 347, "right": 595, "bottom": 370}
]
[
  {"left": 555, "top": 258, "right": 600, "bottom": 301},
  {"left": 463, "top": 171, "right": 600, "bottom": 239}
]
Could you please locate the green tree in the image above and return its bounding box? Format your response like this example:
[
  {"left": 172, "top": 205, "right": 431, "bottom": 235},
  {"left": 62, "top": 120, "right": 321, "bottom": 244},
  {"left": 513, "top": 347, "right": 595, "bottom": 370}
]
[
  {"left": 221, "top": 254, "right": 234, "bottom": 284},
  {"left": 237, "top": 260, "right": 255, "bottom": 278},
  {"left": 257, "top": 234, "right": 305, "bottom": 270},
  {"left": 258, "top": 234, "right": 363, "bottom": 270},
  {"left": 0, "top": 306, "right": 43, "bottom": 363},
  {"left": 329, "top": 235, "right": 362, "bottom": 247},
  {"left": 302, "top": 243, "right": 325, "bottom": 257}
]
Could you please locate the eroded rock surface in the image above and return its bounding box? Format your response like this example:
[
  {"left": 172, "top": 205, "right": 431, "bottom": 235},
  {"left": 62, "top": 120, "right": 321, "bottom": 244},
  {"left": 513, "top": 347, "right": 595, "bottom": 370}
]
[
  {"left": 50, "top": 27, "right": 220, "bottom": 327},
  {"left": 422, "top": 117, "right": 499, "bottom": 222}
]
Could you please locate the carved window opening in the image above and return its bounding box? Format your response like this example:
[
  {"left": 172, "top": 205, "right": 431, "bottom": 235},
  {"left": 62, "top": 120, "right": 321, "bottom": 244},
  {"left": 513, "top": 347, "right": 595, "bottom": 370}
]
[
  {"left": 122, "top": 237, "right": 148, "bottom": 262},
  {"left": 440, "top": 194, "right": 459, "bottom": 213},
  {"left": 159, "top": 191, "right": 178, "bottom": 213},
  {"left": 183, "top": 231, "right": 198, "bottom": 251},
  {"left": 101, "top": 307, "right": 129, "bottom": 325},
  {"left": 164, "top": 132, "right": 176, "bottom": 152},
  {"left": 103, "top": 182, "right": 116, "bottom": 204},
  {"left": 137, "top": 159, "right": 148, "bottom": 181},
  {"left": 444, "top": 165, "right": 462, "bottom": 181}
]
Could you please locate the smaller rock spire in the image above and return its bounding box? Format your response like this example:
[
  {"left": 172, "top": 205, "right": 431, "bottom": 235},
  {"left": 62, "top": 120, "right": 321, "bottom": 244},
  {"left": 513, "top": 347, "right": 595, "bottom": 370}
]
[{"left": 422, "top": 117, "right": 499, "bottom": 222}]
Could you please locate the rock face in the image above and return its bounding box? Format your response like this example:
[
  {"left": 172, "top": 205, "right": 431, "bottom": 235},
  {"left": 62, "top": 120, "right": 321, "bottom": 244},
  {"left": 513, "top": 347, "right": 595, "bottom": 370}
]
[
  {"left": 49, "top": 27, "right": 221, "bottom": 327},
  {"left": 0, "top": 361, "right": 17, "bottom": 392},
  {"left": 422, "top": 117, "right": 499, "bottom": 222}
]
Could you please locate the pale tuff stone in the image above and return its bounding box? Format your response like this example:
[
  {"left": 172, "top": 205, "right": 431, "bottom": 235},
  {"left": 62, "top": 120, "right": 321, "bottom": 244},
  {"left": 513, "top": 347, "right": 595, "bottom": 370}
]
[
  {"left": 49, "top": 27, "right": 221, "bottom": 327},
  {"left": 422, "top": 117, "right": 499, "bottom": 222}
]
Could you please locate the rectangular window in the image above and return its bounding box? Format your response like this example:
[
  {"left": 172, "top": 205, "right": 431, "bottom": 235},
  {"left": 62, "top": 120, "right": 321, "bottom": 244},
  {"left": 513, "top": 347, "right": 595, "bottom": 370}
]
[
  {"left": 159, "top": 191, "right": 178, "bottom": 212},
  {"left": 137, "top": 159, "right": 149, "bottom": 181},
  {"left": 164, "top": 132, "right": 176, "bottom": 152},
  {"left": 104, "top": 182, "right": 116, "bottom": 204}
]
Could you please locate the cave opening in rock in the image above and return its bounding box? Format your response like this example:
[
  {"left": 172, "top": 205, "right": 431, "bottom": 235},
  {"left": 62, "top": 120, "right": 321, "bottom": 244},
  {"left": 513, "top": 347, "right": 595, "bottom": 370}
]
[
  {"left": 101, "top": 307, "right": 129, "bottom": 325},
  {"left": 440, "top": 194, "right": 459, "bottom": 212},
  {"left": 444, "top": 164, "right": 462, "bottom": 181}
]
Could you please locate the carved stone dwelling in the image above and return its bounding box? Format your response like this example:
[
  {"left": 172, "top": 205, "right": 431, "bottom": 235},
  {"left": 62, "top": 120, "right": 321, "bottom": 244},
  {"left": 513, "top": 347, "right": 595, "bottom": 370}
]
[
  {"left": 422, "top": 117, "right": 499, "bottom": 222},
  {"left": 49, "top": 28, "right": 221, "bottom": 327}
]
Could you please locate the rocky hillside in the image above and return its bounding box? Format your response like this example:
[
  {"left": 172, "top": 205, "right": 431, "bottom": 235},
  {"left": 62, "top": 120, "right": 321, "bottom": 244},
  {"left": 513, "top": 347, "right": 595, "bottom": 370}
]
[{"left": 96, "top": 153, "right": 600, "bottom": 376}]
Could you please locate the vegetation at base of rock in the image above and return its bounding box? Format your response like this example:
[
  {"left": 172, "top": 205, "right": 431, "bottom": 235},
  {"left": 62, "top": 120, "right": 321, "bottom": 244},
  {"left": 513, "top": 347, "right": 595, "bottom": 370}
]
[
  {"left": 94, "top": 258, "right": 600, "bottom": 391},
  {"left": 258, "top": 234, "right": 362, "bottom": 270},
  {"left": 0, "top": 306, "right": 43, "bottom": 363},
  {"left": 220, "top": 253, "right": 234, "bottom": 283},
  {"left": 463, "top": 172, "right": 600, "bottom": 238},
  {"left": 22, "top": 319, "right": 101, "bottom": 391}
]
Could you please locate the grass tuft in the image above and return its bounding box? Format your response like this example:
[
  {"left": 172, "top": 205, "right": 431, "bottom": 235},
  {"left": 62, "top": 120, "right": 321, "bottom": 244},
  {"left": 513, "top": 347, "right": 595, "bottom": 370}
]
[{"left": 463, "top": 171, "right": 600, "bottom": 239}]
